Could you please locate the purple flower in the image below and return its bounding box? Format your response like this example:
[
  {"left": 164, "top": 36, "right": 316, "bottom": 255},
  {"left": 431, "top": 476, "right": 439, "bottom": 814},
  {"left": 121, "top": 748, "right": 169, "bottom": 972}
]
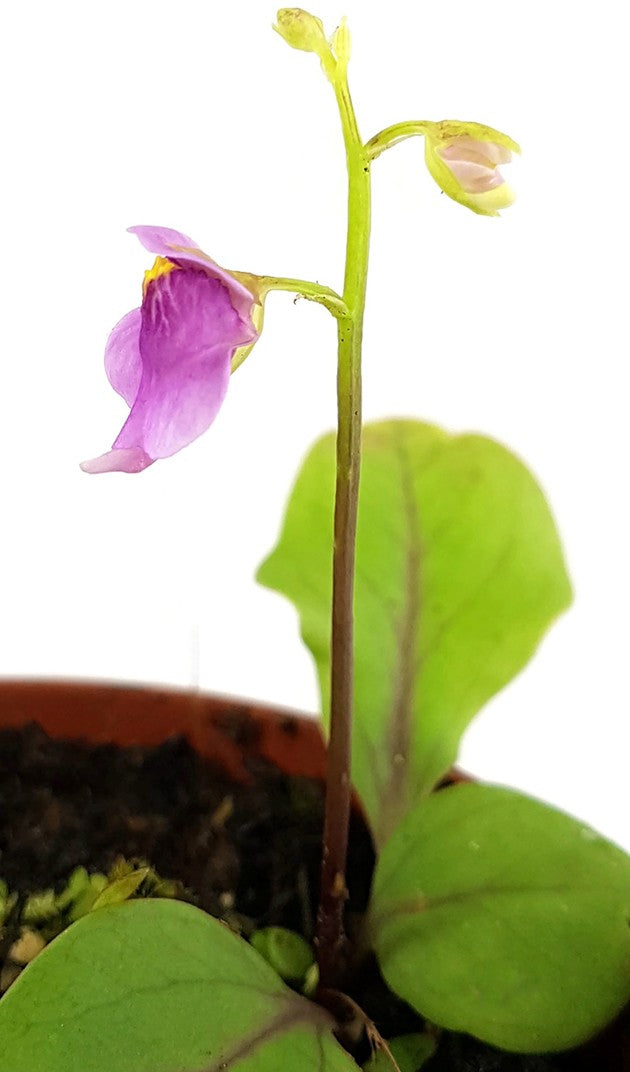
[{"left": 81, "top": 226, "right": 259, "bottom": 474}]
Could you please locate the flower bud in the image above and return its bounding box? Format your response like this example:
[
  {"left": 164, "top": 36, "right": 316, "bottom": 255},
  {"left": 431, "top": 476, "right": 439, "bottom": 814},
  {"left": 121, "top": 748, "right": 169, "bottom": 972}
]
[
  {"left": 424, "top": 121, "right": 520, "bottom": 216},
  {"left": 274, "top": 8, "right": 328, "bottom": 55}
]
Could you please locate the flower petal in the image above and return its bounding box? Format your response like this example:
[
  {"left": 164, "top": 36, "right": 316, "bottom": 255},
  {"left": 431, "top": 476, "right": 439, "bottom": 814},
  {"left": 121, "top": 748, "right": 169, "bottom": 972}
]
[
  {"left": 425, "top": 138, "right": 515, "bottom": 216},
  {"left": 439, "top": 137, "right": 512, "bottom": 167},
  {"left": 111, "top": 267, "right": 248, "bottom": 462},
  {"left": 441, "top": 158, "right": 505, "bottom": 194},
  {"left": 80, "top": 448, "right": 153, "bottom": 474},
  {"left": 128, "top": 225, "right": 258, "bottom": 322},
  {"left": 104, "top": 307, "right": 142, "bottom": 406},
  {"left": 128, "top": 224, "right": 199, "bottom": 259}
]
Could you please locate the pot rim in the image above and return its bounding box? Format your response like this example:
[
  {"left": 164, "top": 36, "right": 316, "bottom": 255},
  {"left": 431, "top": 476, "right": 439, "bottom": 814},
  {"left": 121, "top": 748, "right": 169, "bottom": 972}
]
[{"left": 0, "top": 677, "right": 328, "bottom": 783}]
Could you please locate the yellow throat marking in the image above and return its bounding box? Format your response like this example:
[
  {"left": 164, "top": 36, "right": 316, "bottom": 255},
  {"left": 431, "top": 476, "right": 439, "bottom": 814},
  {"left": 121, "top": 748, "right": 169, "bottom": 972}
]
[{"left": 143, "top": 256, "right": 180, "bottom": 296}]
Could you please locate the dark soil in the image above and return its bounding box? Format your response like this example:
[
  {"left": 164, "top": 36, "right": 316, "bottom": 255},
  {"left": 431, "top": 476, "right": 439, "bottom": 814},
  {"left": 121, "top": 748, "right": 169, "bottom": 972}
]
[{"left": 0, "top": 722, "right": 626, "bottom": 1071}]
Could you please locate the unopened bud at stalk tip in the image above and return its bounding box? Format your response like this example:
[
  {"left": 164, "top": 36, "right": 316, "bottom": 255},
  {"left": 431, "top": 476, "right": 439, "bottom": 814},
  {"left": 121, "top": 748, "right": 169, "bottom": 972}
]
[{"left": 274, "top": 8, "right": 328, "bottom": 55}]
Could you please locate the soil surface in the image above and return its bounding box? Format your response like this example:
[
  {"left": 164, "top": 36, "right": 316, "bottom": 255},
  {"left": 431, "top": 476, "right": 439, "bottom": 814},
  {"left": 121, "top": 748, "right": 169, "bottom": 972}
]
[{"left": 0, "top": 722, "right": 626, "bottom": 1071}]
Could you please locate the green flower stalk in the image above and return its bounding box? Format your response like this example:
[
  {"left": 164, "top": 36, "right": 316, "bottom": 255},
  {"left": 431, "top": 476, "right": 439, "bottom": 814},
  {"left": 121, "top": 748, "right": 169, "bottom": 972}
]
[
  {"left": 277, "top": 6, "right": 372, "bottom": 986},
  {"left": 274, "top": 9, "right": 518, "bottom": 986}
]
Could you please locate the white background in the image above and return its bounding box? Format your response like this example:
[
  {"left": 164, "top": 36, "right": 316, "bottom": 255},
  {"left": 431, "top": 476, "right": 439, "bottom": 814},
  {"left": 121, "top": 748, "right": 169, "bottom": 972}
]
[{"left": 1, "top": 1, "right": 628, "bottom": 845}]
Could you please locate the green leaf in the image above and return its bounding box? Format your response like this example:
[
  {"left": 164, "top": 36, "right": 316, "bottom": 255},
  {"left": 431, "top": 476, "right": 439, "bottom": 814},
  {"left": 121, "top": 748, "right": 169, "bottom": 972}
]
[
  {"left": 250, "top": 926, "right": 315, "bottom": 983},
  {"left": 0, "top": 898, "right": 358, "bottom": 1072},
  {"left": 257, "top": 420, "right": 571, "bottom": 844},
  {"left": 91, "top": 866, "right": 150, "bottom": 910},
  {"left": 370, "top": 783, "right": 630, "bottom": 1052}
]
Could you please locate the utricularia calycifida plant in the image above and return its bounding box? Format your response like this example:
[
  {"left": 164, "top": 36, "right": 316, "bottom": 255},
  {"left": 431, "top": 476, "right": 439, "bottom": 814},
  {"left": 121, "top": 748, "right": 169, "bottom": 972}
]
[{"left": 2, "top": 9, "right": 630, "bottom": 1072}]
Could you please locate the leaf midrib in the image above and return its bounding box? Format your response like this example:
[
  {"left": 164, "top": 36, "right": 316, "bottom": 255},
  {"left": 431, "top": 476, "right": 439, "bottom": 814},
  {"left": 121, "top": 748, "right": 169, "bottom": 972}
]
[
  {"left": 377, "top": 427, "right": 423, "bottom": 845},
  {"left": 200, "top": 1000, "right": 331, "bottom": 1072}
]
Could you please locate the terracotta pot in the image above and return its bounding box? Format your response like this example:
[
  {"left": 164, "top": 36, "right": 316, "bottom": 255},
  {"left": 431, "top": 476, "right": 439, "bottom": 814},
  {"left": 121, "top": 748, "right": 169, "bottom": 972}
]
[{"left": 0, "top": 678, "right": 628, "bottom": 1070}]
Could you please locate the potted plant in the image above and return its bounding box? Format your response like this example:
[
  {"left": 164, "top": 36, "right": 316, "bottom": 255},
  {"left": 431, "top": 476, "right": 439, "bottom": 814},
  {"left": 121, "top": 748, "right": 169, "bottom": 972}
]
[{"left": 1, "top": 9, "right": 629, "bottom": 1071}]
